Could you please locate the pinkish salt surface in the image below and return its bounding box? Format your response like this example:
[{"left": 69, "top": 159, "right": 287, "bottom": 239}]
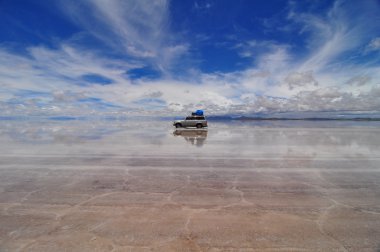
[{"left": 0, "top": 120, "right": 380, "bottom": 251}]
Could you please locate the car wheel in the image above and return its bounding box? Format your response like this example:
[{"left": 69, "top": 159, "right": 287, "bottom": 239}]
[
  {"left": 175, "top": 123, "right": 182, "bottom": 128},
  {"left": 196, "top": 124, "right": 202, "bottom": 128}
]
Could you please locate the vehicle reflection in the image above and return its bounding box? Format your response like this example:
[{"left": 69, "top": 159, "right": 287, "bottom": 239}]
[{"left": 173, "top": 129, "right": 208, "bottom": 147}]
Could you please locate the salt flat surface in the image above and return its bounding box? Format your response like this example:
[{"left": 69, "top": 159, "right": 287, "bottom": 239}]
[{"left": 0, "top": 120, "right": 380, "bottom": 251}]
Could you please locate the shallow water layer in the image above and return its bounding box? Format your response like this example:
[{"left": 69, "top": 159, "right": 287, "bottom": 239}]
[{"left": 0, "top": 120, "right": 380, "bottom": 251}]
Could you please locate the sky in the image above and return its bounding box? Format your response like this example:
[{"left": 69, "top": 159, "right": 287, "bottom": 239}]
[{"left": 0, "top": 0, "right": 380, "bottom": 117}]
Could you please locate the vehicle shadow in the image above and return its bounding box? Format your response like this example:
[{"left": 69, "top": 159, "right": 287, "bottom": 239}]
[{"left": 173, "top": 129, "right": 208, "bottom": 147}]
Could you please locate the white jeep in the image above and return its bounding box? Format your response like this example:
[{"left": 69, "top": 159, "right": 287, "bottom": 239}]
[{"left": 173, "top": 115, "right": 208, "bottom": 128}]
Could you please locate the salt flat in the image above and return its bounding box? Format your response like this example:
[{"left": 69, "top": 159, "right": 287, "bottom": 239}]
[{"left": 0, "top": 119, "right": 380, "bottom": 251}]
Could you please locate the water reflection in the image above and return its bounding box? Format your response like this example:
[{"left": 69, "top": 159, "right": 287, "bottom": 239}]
[
  {"left": 0, "top": 120, "right": 379, "bottom": 157},
  {"left": 0, "top": 120, "right": 124, "bottom": 144},
  {"left": 173, "top": 129, "right": 208, "bottom": 147}
]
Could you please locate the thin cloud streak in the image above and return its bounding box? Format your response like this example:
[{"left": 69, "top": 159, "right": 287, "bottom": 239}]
[{"left": 60, "top": 0, "right": 188, "bottom": 74}]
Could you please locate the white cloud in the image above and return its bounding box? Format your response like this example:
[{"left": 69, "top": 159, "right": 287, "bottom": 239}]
[
  {"left": 288, "top": 0, "right": 380, "bottom": 72},
  {"left": 285, "top": 71, "right": 318, "bottom": 90},
  {"left": 194, "top": 1, "right": 213, "bottom": 10},
  {"left": 346, "top": 75, "right": 372, "bottom": 86},
  {"left": 60, "top": 0, "right": 187, "bottom": 74},
  {"left": 367, "top": 37, "right": 380, "bottom": 51},
  {"left": 52, "top": 90, "right": 86, "bottom": 103},
  {"left": 0, "top": 45, "right": 134, "bottom": 92}
]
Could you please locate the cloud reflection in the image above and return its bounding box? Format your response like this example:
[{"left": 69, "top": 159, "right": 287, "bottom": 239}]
[{"left": 0, "top": 119, "right": 379, "bottom": 158}]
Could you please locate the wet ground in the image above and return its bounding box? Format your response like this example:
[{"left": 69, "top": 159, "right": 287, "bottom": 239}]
[{"left": 0, "top": 119, "right": 380, "bottom": 251}]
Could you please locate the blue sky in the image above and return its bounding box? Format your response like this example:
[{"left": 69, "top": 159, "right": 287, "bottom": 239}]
[{"left": 0, "top": 0, "right": 380, "bottom": 116}]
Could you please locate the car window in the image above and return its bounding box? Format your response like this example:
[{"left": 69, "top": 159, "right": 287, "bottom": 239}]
[{"left": 186, "top": 116, "right": 205, "bottom": 120}]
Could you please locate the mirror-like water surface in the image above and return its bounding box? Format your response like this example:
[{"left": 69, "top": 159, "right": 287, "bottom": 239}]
[{"left": 1, "top": 120, "right": 380, "bottom": 251}]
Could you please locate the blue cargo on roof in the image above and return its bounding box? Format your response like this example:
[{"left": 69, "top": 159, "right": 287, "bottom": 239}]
[{"left": 195, "top": 110, "right": 204, "bottom": 116}]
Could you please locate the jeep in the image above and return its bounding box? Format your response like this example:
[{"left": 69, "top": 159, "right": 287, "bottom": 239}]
[{"left": 173, "top": 115, "right": 208, "bottom": 128}]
